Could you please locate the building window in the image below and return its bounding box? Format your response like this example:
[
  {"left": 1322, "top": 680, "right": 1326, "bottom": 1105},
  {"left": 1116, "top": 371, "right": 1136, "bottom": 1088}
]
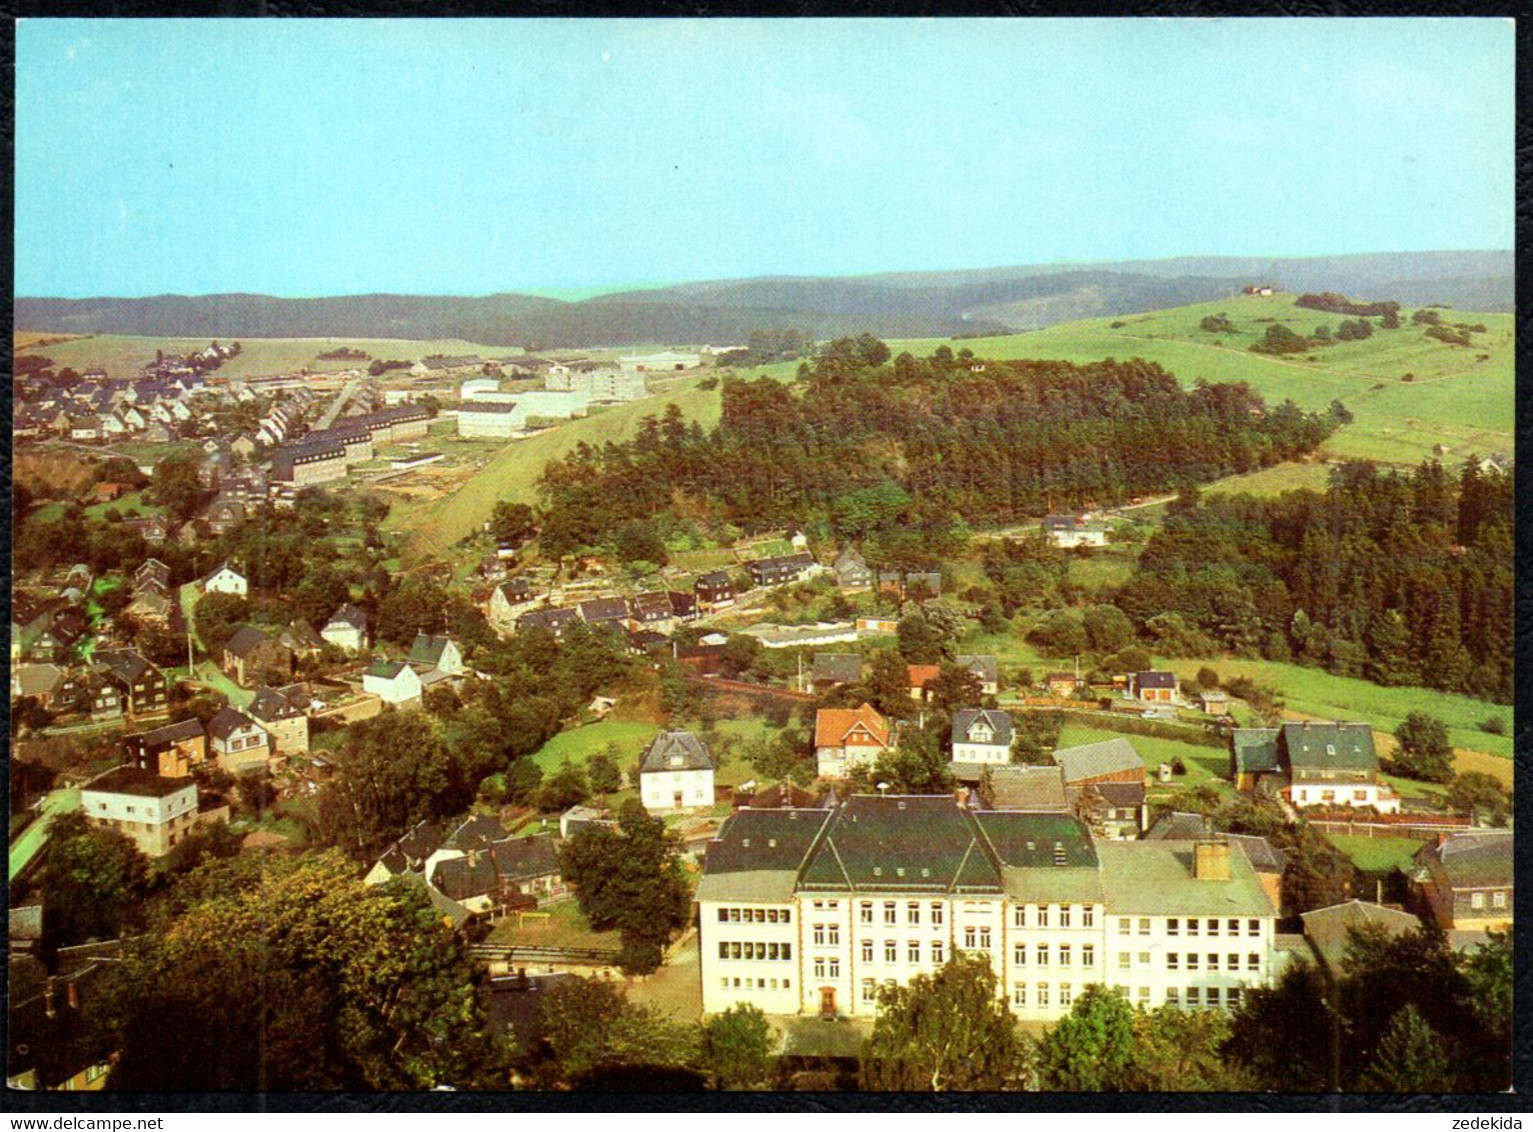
[
  {"left": 1118, "top": 953, "right": 1131, "bottom": 970},
  {"left": 886, "top": 941, "right": 898, "bottom": 963},
  {"left": 1167, "top": 953, "right": 1179, "bottom": 971},
  {"left": 814, "top": 959, "right": 826, "bottom": 979},
  {"left": 931, "top": 941, "right": 944, "bottom": 964},
  {"left": 1059, "top": 945, "right": 1071, "bottom": 967},
  {"left": 1138, "top": 918, "right": 1151, "bottom": 936},
  {"left": 1186, "top": 987, "right": 1200, "bottom": 1008},
  {"left": 1014, "top": 943, "right": 1027, "bottom": 966},
  {"left": 1227, "top": 918, "right": 1240, "bottom": 936},
  {"left": 1118, "top": 917, "right": 1131, "bottom": 935},
  {"left": 978, "top": 928, "right": 991, "bottom": 950},
  {"left": 884, "top": 902, "right": 897, "bottom": 925},
  {"left": 1186, "top": 918, "right": 1199, "bottom": 937},
  {"left": 1059, "top": 906, "right": 1072, "bottom": 929},
  {"left": 1013, "top": 985, "right": 1027, "bottom": 1007},
  {"left": 813, "top": 925, "right": 826, "bottom": 946},
  {"left": 861, "top": 979, "right": 877, "bottom": 1004},
  {"left": 1167, "top": 918, "right": 1179, "bottom": 937},
  {"left": 1036, "top": 904, "right": 1050, "bottom": 928},
  {"left": 729, "top": 908, "right": 742, "bottom": 923},
  {"left": 1037, "top": 984, "right": 1050, "bottom": 1008},
  {"left": 1207, "top": 987, "right": 1221, "bottom": 1009},
  {"left": 860, "top": 902, "right": 874, "bottom": 924},
  {"left": 1060, "top": 984, "right": 1073, "bottom": 1008},
  {"left": 1247, "top": 952, "right": 1261, "bottom": 972},
  {"left": 1013, "top": 907, "right": 1027, "bottom": 929},
  {"left": 827, "top": 925, "right": 840, "bottom": 946},
  {"left": 1207, "top": 953, "right": 1220, "bottom": 971},
  {"left": 1186, "top": 953, "right": 1199, "bottom": 971},
  {"left": 1166, "top": 987, "right": 1180, "bottom": 1007},
  {"left": 907, "top": 901, "right": 921, "bottom": 925},
  {"left": 908, "top": 941, "right": 921, "bottom": 965},
  {"left": 862, "top": 940, "right": 874, "bottom": 962},
  {"left": 1247, "top": 919, "right": 1260, "bottom": 937},
  {"left": 1206, "top": 918, "right": 1220, "bottom": 937},
  {"left": 827, "top": 960, "right": 839, "bottom": 978},
  {"left": 1082, "top": 906, "right": 1095, "bottom": 928},
  {"left": 964, "top": 927, "right": 977, "bottom": 949},
  {"left": 1493, "top": 891, "right": 1507, "bottom": 908},
  {"left": 1036, "top": 945, "right": 1049, "bottom": 967},
  {"left": 782, "top": 943, "right": 792, "bottom": 960},
  {"left": 1471, "top": 892, "right": 1486, "bottom": 910},
  {"left": 1227, "top": 987, "right": 1242, "bottom": 1008},
  {"left": 1138, "top": 952, "right": 1150, "bottom": 967},
  {"left": 717, "top": 908, "right": 730, "bottom": 923}
]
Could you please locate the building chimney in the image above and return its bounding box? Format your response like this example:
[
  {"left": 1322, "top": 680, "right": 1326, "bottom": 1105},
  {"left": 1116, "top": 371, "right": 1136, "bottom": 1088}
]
[{"left": 1193, "top": 838, "right": 1231, "bottom": 881}]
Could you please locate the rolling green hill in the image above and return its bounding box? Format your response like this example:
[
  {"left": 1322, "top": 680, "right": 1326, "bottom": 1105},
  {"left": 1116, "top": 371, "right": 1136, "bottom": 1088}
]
[{"left": 877, "top": 292, "right": 1513, "bottom": 483}]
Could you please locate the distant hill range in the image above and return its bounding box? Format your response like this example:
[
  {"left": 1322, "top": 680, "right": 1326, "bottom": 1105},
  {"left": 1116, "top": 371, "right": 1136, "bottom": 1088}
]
[{"left": 15, "top": 250, "right": 1511, "bottom": 348}]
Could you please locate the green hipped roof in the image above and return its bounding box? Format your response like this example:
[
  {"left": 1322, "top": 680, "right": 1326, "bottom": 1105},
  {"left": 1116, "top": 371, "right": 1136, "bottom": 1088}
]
[
  {"left": 1095, "top": 841, "right": 1276, "bottom": 918},
  {"left": 1231, "top": 729, "right": 1281, "bottom": 775},
  {"left": 800, "top": 796, "right": 991, "bottom": 892},
  {"left": 1281, "top": 722, "right": 1378, "bottom": 772}
]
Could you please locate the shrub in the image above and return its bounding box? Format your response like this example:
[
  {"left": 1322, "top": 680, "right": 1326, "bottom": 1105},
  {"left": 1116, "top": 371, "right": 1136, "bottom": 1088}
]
[
  {"left": 1479, "top": 716, "right": 1507, "bottom": 736},
  {"left": 1170, "top": 757, "right": 1188, "bottom": 776}
]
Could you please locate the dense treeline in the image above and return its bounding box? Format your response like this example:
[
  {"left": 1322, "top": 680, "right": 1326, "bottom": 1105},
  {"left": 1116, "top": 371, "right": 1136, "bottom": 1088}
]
[
  {"left": 538, "top": 342, "right": 1340, "bottom": 552},
  {"left": 1116, "top": 459, "right": 1513, "bottom": 701},
  {"left": 1295, "top": 292, "right": 1400, "bottom": 318}
]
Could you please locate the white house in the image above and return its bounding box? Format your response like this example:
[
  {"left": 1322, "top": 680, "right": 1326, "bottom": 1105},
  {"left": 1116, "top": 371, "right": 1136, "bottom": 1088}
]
[
  {"left": 322, "top": 603, "right": 369, "bottom": 654},
  {"left": 202, "top": 561, "right": 248, "bottom": 596},
  {"left": 80, "top": 766, "right": 204, "bottom": 858},
  {"left": 639, "top": 731, "right": 717, "bottom": 812},
  {"left": 206, "top": 705, "right": 271, "bottom": 776},
  {"left": 457, "top": 401, "right": 524, "bottom": 439},
  {"left": 408, "top": 632, "right": 464, "bottom": 677},
  {"left": 951, "top": 708, "right": 1014, "bottom": 765},
  {"left": 363, "top": 659, "right": 423, "bottom": 707},
  {"left": 1043, "top": 516, "right": 1109, "bottom": 549}
]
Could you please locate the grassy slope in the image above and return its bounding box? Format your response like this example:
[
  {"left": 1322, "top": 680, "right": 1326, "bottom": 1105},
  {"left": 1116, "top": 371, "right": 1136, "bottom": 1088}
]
[
  {"left": 14, "top": 334, "right": 514, "bottom": 380},
  {"left": 873, "top": 293, "right": 1513, "bottom": 489},
  {"left": 393, "top": 374, "right": 723, "bottom": 561}
]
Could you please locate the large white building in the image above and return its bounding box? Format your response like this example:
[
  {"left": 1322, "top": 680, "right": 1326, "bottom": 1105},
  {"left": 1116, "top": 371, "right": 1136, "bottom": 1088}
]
[
  {"left": 457, "top": 401, "right": 524, "bottom": 439},
  {"left": 619, "top": 350, "right": 700, "bottom": 373},
  {"left": 516, "top": 389, "right": 591, "bottom": 421},
  {"left": 546, "top": 365, "right": 647, "bottom": 402},
  {"left": 697, "top": 796, "right": 1278, "bottom": 1022},
  {"left": 80, "top": 766, "right": 204, "bottom": 858}
]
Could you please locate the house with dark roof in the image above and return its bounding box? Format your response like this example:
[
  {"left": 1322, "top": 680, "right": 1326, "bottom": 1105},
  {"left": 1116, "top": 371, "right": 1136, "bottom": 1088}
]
[
  {"left": 1300, "top": 901, "right": 1424, "bottom": 982},
  {"left": 409, "top": 632, "right": 465, "bottom": 677},
  {"left": 578, "top": 596, "right": 631, "bottom": 629},
  {"left": 811, "top": 653, "right": 862, "bottom": 691},
  {"left": 322, "top": 603, "right": 369, "bottom": 654},
  {"left": 954, "top": 654, "right": 1000, "bottom": 696},
  {"left": 1053, "top": 738, "right": 1147, "bottom": 840},
  {"left": 489, "top": 577, "right": 537, "bottom": 626},
  {"left": 626, "top": 591, "right": 675, "bottom": 631},
  {"left": 206, "top": 705, "right": 270, "bottom": 776},
  {"left": 832, "top": 546, "right": 873, "bottom": 590},
  {"left": 639, "top": 731, "right": 717, "bottom": 812},
  {"left": 744, "top": 552, "right": 817, "bottom": 588},
  {"left": 1411, "top": 831, "right": 1512, "bottom": 931},
  {"left": 248, "top": 685, "right": 310, "bottom": 755},
  {"left": 517, "top": 606, "right": 578, "bottom": 639},
  {"left": 92, "top": 649, "right": 169, "bottom": 718},
  {"left": 222, "top": 626, "right": 293, "bottom": 688},
  {"left": 11, "top": 663, "right": 66, "bottom": 707},
  {"left": 125, "top": 718, "right": 207, "bottom": 778},
  {"left": 694, "top": 570, "right": 736, "bottom": 610},
  {"left": 814, "top": 703, "right": 892, "bottom": 779},
  {"left": 80, "top": 767, "right": 211, "bottom": 858},
  {"left": 1128, "top": 670, "right": 1177, "bottom": 703},
  {"left": 1230, "top": 722, "right": 1399, "bottom": 813},
  {"left": 950, "top": 708, "right": 1013, "bottom": 765},
  {"left": 202, "top": 560, "right": 248, "bottom": 596}
]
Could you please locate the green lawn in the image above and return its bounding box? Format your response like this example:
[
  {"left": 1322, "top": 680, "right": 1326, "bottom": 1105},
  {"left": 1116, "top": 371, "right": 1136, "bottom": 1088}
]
[
  {"left": 879, "top": 294, "right": 1512, "bottom": 470},
  {"left": 1156, "top": 657, "right": 1511, "bottom": 762},
  {"left": 1055, "top": 722, "right": 1229, "bottom": 795},
  {"left": 530, "top": 719, "right": 659, "bottom": 774},
  {"left": 8, "top": 787, "right": 80, "bottom": 883},
  {"left": 84, "top": 489, "right": 162, "bottom": 521},
  {"left": 1201, "top": 461, "right": 1334, "bottom": 499},
  {"left": 1326, "top": 833, "right": 1426, "bottom": 875},
  {"left": 485, "top": 897, "right": 620, "bottom": 951}
]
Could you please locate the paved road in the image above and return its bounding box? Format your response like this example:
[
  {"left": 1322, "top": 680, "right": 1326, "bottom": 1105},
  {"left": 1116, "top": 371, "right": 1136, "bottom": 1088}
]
[
  {"left": 314, "top": 374, "right": 367, "bottom": 431},
  {"left": 9, "top": 786, "right": 81, "bottom": 883}
]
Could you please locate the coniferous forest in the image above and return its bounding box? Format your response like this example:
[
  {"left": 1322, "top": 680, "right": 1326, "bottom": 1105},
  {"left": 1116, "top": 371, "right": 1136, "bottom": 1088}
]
[{"left": 538, "top": 340, "right": 1341, "bottom": 549}]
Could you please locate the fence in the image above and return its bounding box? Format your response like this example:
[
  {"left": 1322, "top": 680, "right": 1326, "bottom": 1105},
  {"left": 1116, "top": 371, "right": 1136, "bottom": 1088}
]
[
  {"left": 469, "top": 943, "right": 622, "bottom": 966},
  {"left": 1307, "top": 814, "right": 1471, "bottom": 840}
]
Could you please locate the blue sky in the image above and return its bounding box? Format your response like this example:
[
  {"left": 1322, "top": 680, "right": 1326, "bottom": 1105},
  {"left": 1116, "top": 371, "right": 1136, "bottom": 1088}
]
[{"left": 16, "top": 18, "right": 1515, "bottom": 298}]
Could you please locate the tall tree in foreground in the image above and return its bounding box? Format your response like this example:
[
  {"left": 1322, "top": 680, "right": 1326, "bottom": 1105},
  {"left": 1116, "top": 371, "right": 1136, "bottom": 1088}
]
[
  {"left": 557, "top": 799, "right": 692, "bottom": 974},
  {"left": 98, "top": 852, "right": 503, "bottom": 1091},
  {"left": 1033, "top": 985, "right": 1137, "bottom": 1092},
  {"left": 861, "top": 952, "right": 1027, "bottom": 1091},
  {"left": 697, "top": 1004, "right": 778, "bottom": 1090},
  {"left": 1358, "top": 1005, "right": 1454, "bottom": 1093}
]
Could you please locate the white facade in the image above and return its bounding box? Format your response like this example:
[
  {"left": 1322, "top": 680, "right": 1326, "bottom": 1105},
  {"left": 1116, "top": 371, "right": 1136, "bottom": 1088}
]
[
  {"left": 640, "top": 765, "right": 715, "bottom": 812},
  {"left": 458, "top": 404, "right": 524, "bottom": 438},
  {"left": 81, "top": 780, "right": 197, "bottom": 826},
  {"left": 952, "top": 715, "right": 1010, "bottom": 765},
  {"left": 1048, "top": 527, "right": 1109, "bottom": 549},
  {"left": 546, "top": 366, "right": 646, "bottom": 402},
  {"left": 204, "top": 565, "right": 248, "bottom": 596},
  {"left": 619, "top": 350, "right": 701, "bottom": 373},
  {"left": 460, "top": 377, "right": 501, "bottom": 401},
  {"left": 516, "top": 389, "right": 591, "bottom": 420},
  {"left": 364, "top": 664, "right": 423, "bottom": 706},
  {"left": 1290, "top": 781, "right": 1400, "bottom": 814}
]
